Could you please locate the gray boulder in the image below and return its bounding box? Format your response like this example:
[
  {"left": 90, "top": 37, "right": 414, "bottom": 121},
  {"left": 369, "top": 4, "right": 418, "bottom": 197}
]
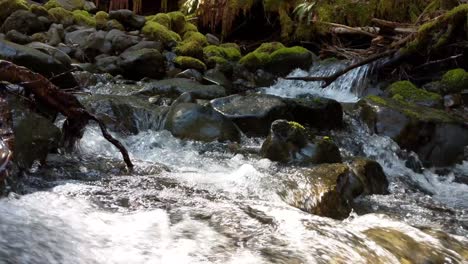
[
  {"left": 109, "top": 10, "right": 145, "bottom": 30},
  {"left": 119, "top": 48, "right": 165, "bottom": 80},
  {"left": 1, "top": 10, "right": 48, "bottom": 35}
]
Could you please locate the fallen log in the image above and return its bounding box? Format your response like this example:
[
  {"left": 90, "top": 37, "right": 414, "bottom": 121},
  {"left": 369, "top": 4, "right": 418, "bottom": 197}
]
[{"left": 0, "top": 60, "right": 134, "bottom": 170}]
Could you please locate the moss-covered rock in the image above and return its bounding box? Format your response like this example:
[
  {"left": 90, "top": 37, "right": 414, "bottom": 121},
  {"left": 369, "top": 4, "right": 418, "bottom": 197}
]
[
  {"left": 167, "top": 11, "right": 185, "bottom": 34},
  {"left": 44, "top": 0, "right": 85, "bottom": 11},
  {"left": 95, "top": 11, "right": 108, "bottom": 29},
  {"left": 359, "top": 95, "right": 468, "bottom": 166},
  {"left": 388, "top": 80, "right": 442, "bottom": 107},
  {"left": 29, "top": 4, "right": 49, "bottom": 17},
  {"left": 182, "top": 31, "right": 207, "bottom": 45},
  {"left": 48, "top": 7, "right": 74, "bottom": 27},
  {"left": 441, "top": 68, "right": 468, "bottom": 94},
  {"left": 203, "top": 44, "right": 241, "bottom": 68},
  {"left": 72, "top": 10, "right": 95, "bottom": 27},
  {"left": 255, "top": 42, "right": 285, "bottom": 53},
  {"left": 174, "top": 56, "right": 206, "bottom": 72},
  {"left": 147, "top": 13, "right": 171, "bottom": 28},
  {"left": 239, "top": 51, "right": 271, "bottom": 70},
  {"left": 0, "top": 0, "right": 28, "bottom": 23},
  {"left": 2, "top": 10, "right": 48, "bottom": 35},
  {"left": 142, "top": 21, "right": 181, "bottom": 46},
  {"left": 174, "top": 40, "right": 204, "bottom": 60},
  {"left": 180, "top": 22, "right": 198, "bottom": 36}
]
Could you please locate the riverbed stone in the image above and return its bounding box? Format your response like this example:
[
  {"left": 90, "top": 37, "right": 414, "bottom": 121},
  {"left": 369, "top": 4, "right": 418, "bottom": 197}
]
[
  {"left": 0, "top": 39, "right": 77, "bottom": 88},
  {"left": 163, "top": 101, "right": 240, "bottom": 142},
  {"left": 134, "top": 78, "right": 226, "bottom": 100},
  {"left": 5, "top": 30, "right": 32, "bottom": 44},
  {"left": 119, "top": 48, "right": 165, "bottom": 80},
  {"left": 109, "top": 9, "right": 145, "bottom": 30},
  {"left": 359, "top": 95, "right": 468, "bottom": 166},
  {"left": 26, "top": 42, "right": 72, "bottom": 66},
  {"left": 1, "top": 10, "right": 48, "bottom": 35}
]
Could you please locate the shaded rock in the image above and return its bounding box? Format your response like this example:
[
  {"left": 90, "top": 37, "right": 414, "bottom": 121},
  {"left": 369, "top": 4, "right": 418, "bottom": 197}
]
[
  {"left": 105, "top": 29, "right": 139, "bottom": 54},
  {"left": 80, "top": 94, "right": 167, "bottom": 134},
  {"left": 204, "top": 69, "right": 232, "bottom": 93},
  {"left": 49, "top": 0, "right": 85, "bottom": 11},
  {"left": 83, "top": 0, "right": 96, "bottom": 12},
  {"left": 46, "top": 23, "right": 65, "bottom": 46},
  {"left": 163, "top": 100, "right": 240, "bottom": 142},
  {"left": 1, "top": 10, "right": 48, "bottom": 35},
  {"left": 387, "top": 81, "right": 442, "bottom": 108},
  {"left": 265, "top": 46, "right": 314, "bottom": 76},
  {"left": 135, "top": 78, "right": 226, "bottom": 100},
  {"left": 109, "top": 10, "right": 145, "bottom": 30},
  {"left": 280, "top": 159, "right": 388, "bottom": 219},
  {"left": 261, "top": 120, "right": 341, "bottom": 164},
  {"left": 119, "top": 48, "right": 165, "bottom": 80},
  {"left": 359, "top": 96, "right": 468, "bottom": 166},
  {"left": 210, "top": 94, "right": 343, "bottom": 137},
  {"left": 5, "top": 30, "right": 32, "bottom": 44},
  {"left": 65, "top": 28, "right": 96, "bottom": 47},
  {"left": 95, "top": 55, "right": 122, "bottom": 75},
  {"left": 205, "top": 33, "right": 220, "bottom": 45},
  {"left": 175, "top": 69, "right": 203, "bottom": 82},
  {"left": 26, "top": 42, "right": 72, "bottom": 66},
  {"left": 82, "top": 30, "right": 112, "bottom": 58},
  {"left": 0, "top": 39, "right": 77, "bottom": 88},
  {"left": 123, "top": 40, "right": 163, "bottom": 53},
  {"left": 444, "top": 94, "right": 463, "bottom": 108}
]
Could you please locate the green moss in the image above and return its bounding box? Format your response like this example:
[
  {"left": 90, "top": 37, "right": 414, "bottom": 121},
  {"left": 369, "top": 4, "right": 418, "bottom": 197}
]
[
  {"left": 203, "top": 45, "right": 241, "bottom": 61},
  {"left": 441, "top": 68, "right": 468, "bottom": 93},
  {"left": 279, "top": 8, "right": 293, "bottom": 41},
  {"left": 220, "top": 43, "right": 240, "bottom": 52},
  {"left": 182, "top": 31, "right": 208, "bottom": 46},
  {"left": 174, "top": 40, "right": 204, "bottom": 59},
  {"left": 149, "top": 13, "right": 171, "bottom": 28},
  {"left": 174, "top": 56, "right": 207, "bottom": 72},
  {"left": 239, "top": 51, "right": 271, "bottom": 70},
  {"left": 168, "top": 11, "right": 186, "bottom": 33},
  {"left": 0, "top": 0, "right": 28, "bottom": 22},
  {"left": 206, "top": 56, "right": 229, "bottom": 67},
  {"left": 95, "top": 11, "right": 108, "bottom": 29},
  {"left": 255, "top": 42, "right": 285, "bottom": 53},
  {"left": 30, "top": 4, "right": 49, "bottom": 16},
  {"left": 180, "top": 22, "right": 198, "bottom": 36},
  {"left": 106, "top": 19, "right": 125, "bottom": 31},
  {"left": 142, "top": 21, "right": 181, "bottom": 45},
  {"left": 270, "top": 46, "right": 310, "bottom": 59},
  {"left": 44, "top": 0, "right": 61, "bottom": 10},
  {"left": 365, "top": 95, "right": 456, "bottom": 123},
  {"left": 288, "top": 121, "right": 305, "bottom": 131},
  {"left": 388, "top": 81, "right": 442, "bottom": 102},
  {"left": 72, "top": 10, "right": 96, "bottom": 27},
  {"left": 48, "top": 7, "right": 74, "bottom": 26}
]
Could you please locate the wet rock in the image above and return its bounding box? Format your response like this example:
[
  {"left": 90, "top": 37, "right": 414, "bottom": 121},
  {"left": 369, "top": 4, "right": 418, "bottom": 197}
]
[
  {"left": 163, "top": 100, "right": 240, "bottom": 142},
  {"left": 80, "top": 94, "right": 167, "bottom": 134},
  {"left": 108, "top": 10, "right": 145, "bottom": 30},
  {"left": 135, "top": 78, "right": 226, "bottom": 100},
  {"left": 205, "top": 33, "right": 220, "bottom": 45},
  {"left": 26, "top": 42, "right": 72, "bottom": 66},
  {"left": 65, "top": 28, "right": 96, "bottom": 47},
  {"left": 265, "top": 47, "right": 314, "bottom": 76},
  {"left": 175, "top": 69, "right": 203, "bottom": 82},
  {"left": 95, "top": 55, "right": 122, "bottom": 75},
  {"left": 387, "top": 81, "right": 442, "bottom": 108},
  {"left": 119, "top": 48, "right": 165, "bottom": 80},
  {"left": 444, "top": 94, "right": 463, "bottom": 108},
  {"left": 46, "top": 24, "right": 65, "bottom": 46},
  {"left": 123, "top": 40, "right": 163, "bottom": 54},
  {"left": 82, "top": 30, "right": 112, "bottom": 58},
  {"left": 1, "top": 10, "right": 48, "bottom": 35},
  {"left": 105, "top": 29, "right": 139, "bottom": 54},
  {"left": 359, "top": 95, "right": 468, "bottom": 166},
  {"left": 261, "top": 120, "right": 341, "bottom": 164},
  {"left": 204, "top": 69, "right": 232, "bottom": 93},
  {"left": 5, "top": 30, "right": 32, "bottom": 44},
  {"left": 281, "top": 159, "right": 388, "bottom": 219},
  {"left": 0, "top": 39, "right": 77, "bottom": 88},
  {"left": 210, "top": 94, "right": 342, "bottom": 137}
]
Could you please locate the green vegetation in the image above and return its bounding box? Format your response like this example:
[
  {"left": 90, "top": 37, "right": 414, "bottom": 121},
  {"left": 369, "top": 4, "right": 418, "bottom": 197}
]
[
  {"left": 48, "top": 7, "right": 74, "bottom": 26},
  {"left": 72, "top": 10, "right": 96, "bottom": 27},
  {"left": 149, "top": 13, "right": 171, "bottom": 28},
  {"left": 239, "top": 43, "right": 310, "bottom": 70},
  {"left": 29, "top": 4, "right": 49, "bottom": 16},
  {"left": 174, "top": 56, "right": 207, "bottom": 72},
  {"left": 441, "top": 68, "right": 468, "bottom": 93},
  {"left": 44, "top": 0, "right": 61, "bottom": 10},
  {"left": 388, "top": 81, "right": 441, "bottom": 103},
  {"left": 142, "top": 21, "right": 181, "bottom": 45},
  {"left": 0, "top": 0, "right": 28, "bottom": 22}
]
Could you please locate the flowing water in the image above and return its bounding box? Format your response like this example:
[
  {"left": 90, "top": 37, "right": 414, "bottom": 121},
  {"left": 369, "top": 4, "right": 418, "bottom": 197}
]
[{"left": 0, "top": 62, "right": 467, "bottom": 263}]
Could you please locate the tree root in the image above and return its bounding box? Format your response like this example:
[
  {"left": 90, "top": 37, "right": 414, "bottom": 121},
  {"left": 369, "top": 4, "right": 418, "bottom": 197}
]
[{"left": 0, "top": 60, "right": 134, "bottom": 170}]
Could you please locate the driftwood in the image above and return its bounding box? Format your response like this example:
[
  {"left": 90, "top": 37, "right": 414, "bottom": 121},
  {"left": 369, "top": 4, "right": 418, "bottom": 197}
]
[{"left": 0, "top": 60, "right": 134, "bottom": 170}]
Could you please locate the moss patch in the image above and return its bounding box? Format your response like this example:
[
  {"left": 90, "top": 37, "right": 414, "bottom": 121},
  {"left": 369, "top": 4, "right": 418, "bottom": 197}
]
[
  {"left": 44, "top": 0, "right": 61, "bottom": 9},
  {"left": 441, "top": 68, "right": 468, "bottom": 93},
  {"left": 168, "top": 11, "right": 186, "bottom": 33},
  {"left": 239, "top": 51, "right": 271, "bottom": 70},
  {"left": 388, "top": 81, "right": 441, "bottom": 103},
  {"left": 240, "top": 45, "right": 311, "bottom": 71},
  {"left": 29, "top": 4, "right": 49, "bottom": 16},
  {"left": 255, "top": 42, "right": 285, "bottom": 53},
  {"left": 0, "top": 0, "right": 28, "bottom": 22},
  {"left": 142, "top": 21, "right": 181, "bottom": 46},
  {"left": 174, "top": 40, "right": 204, "bottom": 59},
  {"left": 72, "top": 10, "right": 96, "bottom": 27},
  {"left": 48, "top": 7, "right": 74, "bottom": 26},
  {"left": 149, "top": 13, "right": 171, "bottom": 28},
  {"left": 174, "top": 56, "right": 207, "bottom": 72}
]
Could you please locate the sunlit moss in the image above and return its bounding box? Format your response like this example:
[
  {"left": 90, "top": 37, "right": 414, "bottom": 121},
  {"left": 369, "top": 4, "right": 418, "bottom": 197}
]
[{"left": 174, "top": 56, "right": 207, "bottom": 72}]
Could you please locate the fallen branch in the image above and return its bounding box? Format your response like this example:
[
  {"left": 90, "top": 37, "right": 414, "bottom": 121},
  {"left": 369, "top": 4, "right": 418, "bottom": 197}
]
[
  {"left": 285, "top": 49, "right": 398, "bottom": 87},
  {"left": 0, "top": 60, "right": 134, "bottom": 170}
]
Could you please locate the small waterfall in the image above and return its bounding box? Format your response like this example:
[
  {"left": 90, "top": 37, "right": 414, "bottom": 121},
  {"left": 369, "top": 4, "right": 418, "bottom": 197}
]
[{"left": 263, "top": 61, "right": 372, "bottom": 103}]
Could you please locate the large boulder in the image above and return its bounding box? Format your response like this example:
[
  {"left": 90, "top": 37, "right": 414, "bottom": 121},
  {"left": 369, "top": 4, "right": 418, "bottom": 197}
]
[
  {"left": 210, "top": 94, "right": 342, "bottom": 137},
  {"left": 105, "top": 29, "right": 140, "bottom": 54},
  {"left": 260, "top": 120, "right": 341, "bottom": 164},
  {"left": 45, "top": 0, "right": 86, "bottom": 11},
  {"left": 95, "top": 55, "right": 122, "bottom": 75},
  {"left": 64, "top": 28, "right": 96, "bottom": 47},
  {"left": 46, "top": 23, "right": 64, "bottom": 46},
  {"left": 123, "top": 40, "right": 163, "bottom": 54},
  {"left": 5, "top": 30, "right": 32, "bottom": 44},
  {"left": 134, "top": 78, "right": 226, "bottom": 100},
  {"left": 119, "top": 48, "right": 165, "bottom": 80},
  {"left": 0, "top": 0, "right": 29, "bottom": 23},
  {"left": 280, "top": 159, "right": 388, "bottom": 219},
  {"left": 0, "top": 39, "right": 77, "bottom": 88},
  {"left": 163, "top": 98, "right": 240, "bottom": 142},
  {"left": 26, "top": 42, "right": 72, "bottom": 65},
  {"left": 80, "top": 94, "right": 167, "bottom": 134},
  {"left": 108, "top": 9, "right": 145, "bottom": 30},
  {"left": 1, "top": 10, "right": 49, "bottom": 35},
  {"left": 359, "top": 95, "right": 468, "bottom": 166}
]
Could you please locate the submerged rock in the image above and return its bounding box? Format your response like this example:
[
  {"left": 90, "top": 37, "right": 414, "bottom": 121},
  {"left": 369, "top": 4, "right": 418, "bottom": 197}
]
[
  {"left": 260, "top": 120, "right": 341, "bottom": 164},
  {"left": 359, "top": 95, "right": 468, "bottom": 166},
  {"left": 163, "top": 98, "right": 240, "bottom": 142},
  {"left": 280, "top": 159, "right": 388, "bottom": 219},
  {"left": 210, "top": 94, "right": 343, "bottom": 136},
  {"left": 134, "top": 78, "right": 226, "bottom": 100}
]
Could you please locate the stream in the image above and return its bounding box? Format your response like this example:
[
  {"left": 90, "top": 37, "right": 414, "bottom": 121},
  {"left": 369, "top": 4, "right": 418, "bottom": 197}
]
[{"left": 0, "top": 63, "right": 467, "bottom": 263}]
